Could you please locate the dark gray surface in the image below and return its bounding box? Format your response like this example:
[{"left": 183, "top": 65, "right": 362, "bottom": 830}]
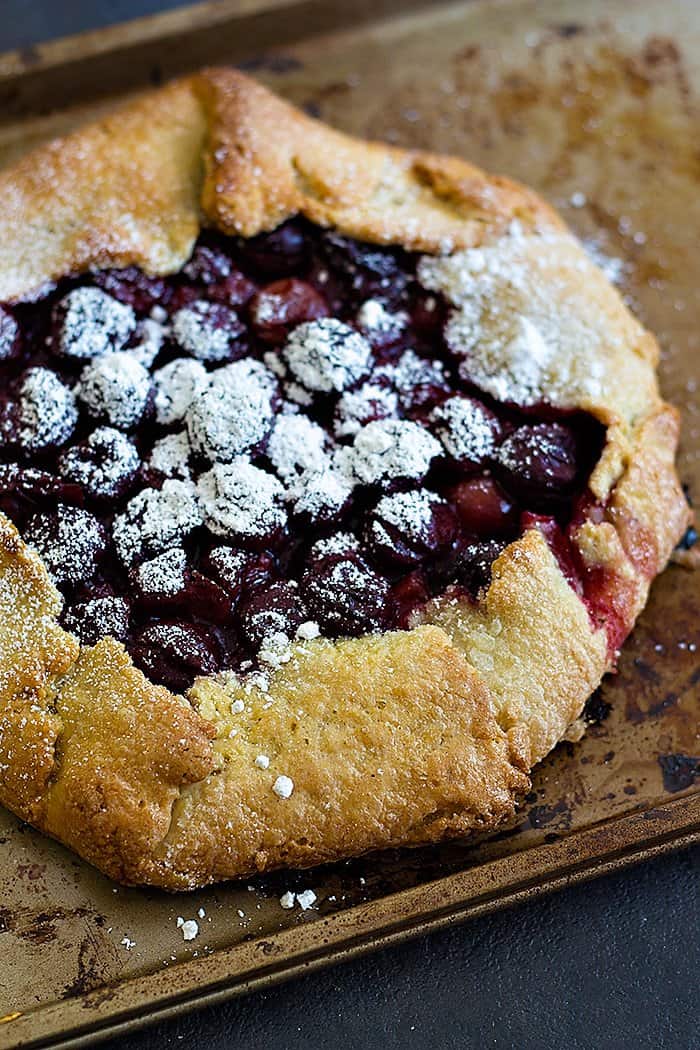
[
  {"left": 98, "top": 848, "right": 699, "bottom": 1050},
  {"left": 1, "top": 4, "right": 698, "bottom": 1048}
]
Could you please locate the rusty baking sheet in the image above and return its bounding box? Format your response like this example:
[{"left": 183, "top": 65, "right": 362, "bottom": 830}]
[{"left": 0, "top": 0, "right": 698, "bottom": 1046}]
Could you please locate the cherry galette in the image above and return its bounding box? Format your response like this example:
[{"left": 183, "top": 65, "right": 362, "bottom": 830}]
[
  {"left": 0, "top": 220, "right": 605, "bottom": 690},
  {"left": 0, "top": 70, "right": 689, "bottom": 889}
]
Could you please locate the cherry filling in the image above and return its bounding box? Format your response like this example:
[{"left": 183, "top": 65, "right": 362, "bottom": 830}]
[{"left": 0, "top": 220, "right": 605, "bottom": 690}]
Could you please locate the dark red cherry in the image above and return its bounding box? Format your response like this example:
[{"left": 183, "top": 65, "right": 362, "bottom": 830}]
[
  {"left": 209, "top": 270, "right": 257, "bottom": 307},
  {"left": 430, "top": 396, "right": 502, "bottom": 471},
  {"left": 321, "top": 233, "right": 407, "bottom": 304},
  {"left": 301, "top": 553, "right": 389, "bottom": 635},
  {"left": 132, "top": 622, "right": 221, "bottom": 691},
  {"left": 447, "top": 475, "right": 518, "bottom": 537},
  {"left": 183, "top": 245, "right": 257, "bottom": 306},
  {"left": 365, "top": 491, "right": 458, "bottom": 568},
  {"left": 238, "top": 221, "right": 311, "bottom": 277},
  {"left": 58, "top": 427, "right": 140, "bottom": 501},
  {"left": 409, "top": 288, "right": 447, "bottom": 335},
  {"left": 183, "top": 244, "right": 234, "bottom": 285},
  {"left": 171, "top": 300, "right": 247, "bottom": 362},
  {"left": 496, "top": 422, "right": 579, "bottom": 507},
  {"left": 250, "top": 279, "right": 329, "bottom": 344},
  {"left": 201, "top": 546, "right": 277, "bottom": 603},
  {"left": 238, "top": 580, "right": 308, "bottom": 648},
  {"left": 0, "top": 306, "right": 21, "bottom": 361},
  {"left": 24, "top": 506, "right": 106, "bottom": 587},
  {"left": 390, "top": 351, "right": 451, "bottom": 415},
  {"left": 431, "top": 537, "right": 508, "bottom": 598},
  {"left": 0, "top": 465, "right": 83, "bottom": 526},
  {"left": 132, "top": 550, "right": 234, "bottom": 624},
  {"left": 91, "top": 267, "right": 171, "bottom": 313},
  {"left": 389, "top": 570, "right": 429, "bottom": 628},
  {"left": 62, "top": 594, "right": 130, "bottom": 646}
]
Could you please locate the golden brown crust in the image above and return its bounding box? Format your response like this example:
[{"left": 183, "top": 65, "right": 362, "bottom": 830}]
[
  {"left": 0, "top": 70, "right": 690, "bottom": 888},
  {"left": 195, "top": 69, "right": 561, "bottom": 251},
  {"left": 146, "top": 627, "right": 527, "bottom": 889}
]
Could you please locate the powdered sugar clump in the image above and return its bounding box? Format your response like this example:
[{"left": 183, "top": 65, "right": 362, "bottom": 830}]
[
  {"left": 55, "top": 287, "right": 135, "bottom": 360},
  {"left": 336, "top": 419, "right": 440, "bottom": 486},
  {"left": 186, "top": 359, "right": 277, "bottom": 463},
  {"left": 113, "top": 479, "right": 201, "bottom": 565},
  {"left": 356, "top": 299, "right": 407, "bottom": 340},
  {"left": 136, "top": 547, "right": 187, "bottom": 597},
  {"left": 283, "top": 319, "right": 371, "bottom": 393},
  {"left": 147, "top": 431, "right": 193, "bottom": 480},
  {"left": 417, "top": 232, "right": 609, "bottom": 407},
  {"left": 17, "top": 367, "right": 78, "bottom": 452},
  {"left": 334, "top": 381, "right": 398, "bottom": 438},
  {"left": 78, "top": 352, "right": 153, "bottom": 429},
  {"left": 197, "top": 460, "right": 287, "bottom": 541},
  {"left": 172, "top": 300, "right": 241, "bottom": 362},
  {"left": 58, "top": 426, "right": 139, "bottom": 498},
  {"left": 430, "top": 396, "right": 497, "bottom": 464},
  {"left": 266, "top": 414, "right": 329, "bottom": 486},
  {"left": 154, "top": 358, "right": 209, "bottom": 425}
]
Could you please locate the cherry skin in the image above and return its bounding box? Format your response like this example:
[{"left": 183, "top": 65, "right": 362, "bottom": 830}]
[
  {"left": 250, "top": 279, "right": 329, "bottom": 345},
  {"left": 496, "top": 422, "right": 579, "bottom": 507},
  {"left": 132, "top": 622, "right": 221, "bottom": 691},
  {"left": 447, "top": 475, "right": 519, "bottom": 537},
  {"left": 238, "top": 222, "right": 311, "bottom": 277}
]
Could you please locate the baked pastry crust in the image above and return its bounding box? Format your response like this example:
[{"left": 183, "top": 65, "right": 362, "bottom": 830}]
[{"left": 0, "top": 70, "right": 690, "bottom": 888}]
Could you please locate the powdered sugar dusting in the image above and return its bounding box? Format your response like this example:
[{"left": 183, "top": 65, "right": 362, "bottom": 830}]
[
  {"left": 154, "top": 357, "right": 209, "bottom": 425},
  {"left": 283, "top": 318, "right": 371, "bottom": 393},
  {"left": 113, "top": 479, "right": 201, "bottom": 566},
  {"left": 147, "top": 431, "right": 193, "bottom": 480},
  {"left": 336, "top": 419, "right": 440, "bottom": 486},
  {"left": 334, "top": 382, "right": 399, "bottom": 438},
  {"left": 78, "top": 351, "right": 153, "bottom": 430},
  {"left": 197, "top": 460, "right": 287, "bottom": 540},
  {"left": 371, "top": 490, "right": 439, "bottom": 544},
  {"left": 17, "top": 367, "right": 78, "bottom": 452},
  {"left": 58, "top": 426, "right": 139, "bottom": 498},
  {"left": 186, "top": 359, "right": 277, "bottom": 463},
  {"left": 266, "top": 414, "right": 329, "bottom": 485},
  {"left": 25, "top": 506, "right": 104, "bottom": 586},
  {"left": 356, "top": 299, "right": 407, "bottom": 340},
  {"left": 417, "top": 230, "right": 614, "bottom": 408},
  {"left": 172, "top": 300, "right": 241, "bottom": 362},
  {"left": 137, "top": 547, "right": 187, "bottom": 597},
  {"left": 430, "top": 396, "right": 497, "bottom": 464},
  {"left": 55, "top": 287, "right": 135, "bottom": 360},
  {"left": 290, "top": 468, "right": 353, "bottom": 522}
]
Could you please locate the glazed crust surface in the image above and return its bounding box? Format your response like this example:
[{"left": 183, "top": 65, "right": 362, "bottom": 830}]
[{"left": 0, "top": 70, "right": 690, "bottom": 888}]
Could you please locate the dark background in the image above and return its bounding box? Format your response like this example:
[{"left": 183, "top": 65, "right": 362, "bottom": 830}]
[{"left": 1, "top": 3, "right": 697, "bottom": 1047}]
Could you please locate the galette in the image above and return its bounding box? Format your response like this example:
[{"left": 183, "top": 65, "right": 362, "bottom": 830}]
[{"left": 0, "top": 69, "right": 690, "bottom": 888}]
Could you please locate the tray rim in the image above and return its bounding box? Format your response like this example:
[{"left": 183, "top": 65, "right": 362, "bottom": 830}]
[
  {"left": 2, "top": 792, "right": 698, "bottom": 1050},
  {"left": 0, "top": 1, "right": 698, "bottom": 1047}
]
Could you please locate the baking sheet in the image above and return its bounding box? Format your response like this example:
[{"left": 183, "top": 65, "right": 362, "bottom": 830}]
[{"left": 0, "top": 1, "right": 698, "bottom": 1046}]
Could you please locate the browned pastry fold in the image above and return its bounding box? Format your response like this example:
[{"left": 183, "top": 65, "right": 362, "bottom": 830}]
[{"left": 0, "top": 70, "right": 690, "bottom": 888}]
